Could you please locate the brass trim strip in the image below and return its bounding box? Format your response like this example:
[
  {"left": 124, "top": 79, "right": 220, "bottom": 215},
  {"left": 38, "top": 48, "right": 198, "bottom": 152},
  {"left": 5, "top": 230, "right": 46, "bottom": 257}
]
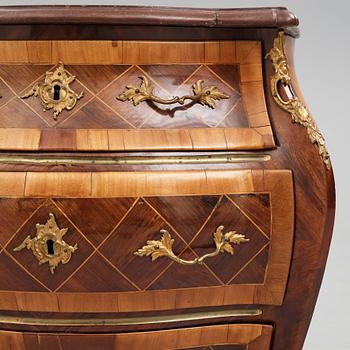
[
  {"left": 0, "top": 154, "right": 270, "bottom": 166},
  {"left": 0, "top": 309, "right": 262, "bottom": 327}
]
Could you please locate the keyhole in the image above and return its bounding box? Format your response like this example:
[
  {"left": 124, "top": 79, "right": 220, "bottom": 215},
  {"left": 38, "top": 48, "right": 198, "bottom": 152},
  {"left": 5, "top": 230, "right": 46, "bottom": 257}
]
[
  {"left": 46, "top": 239, "right": 55, "bottom": 255},
  {"left": 53, "top": 85, "right": 61, "bottom": 101}
]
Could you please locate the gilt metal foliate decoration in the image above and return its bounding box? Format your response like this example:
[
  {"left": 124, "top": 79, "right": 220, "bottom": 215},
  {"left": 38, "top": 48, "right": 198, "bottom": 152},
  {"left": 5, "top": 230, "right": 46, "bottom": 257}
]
[
  {"left": 13, "top": 213, "right": 78, "bottom": 274},
  {"left": 21, "top": 62, "right": 83, "bottom": 120},
  {"left": 266, "top": 32, "right": 330, "bottom": 169},
  {"left": 134, "top": 225, "right": 249, "bottom": 266},
  {"left": 117, "top": 75, "right": 229, "bottom": 109}
]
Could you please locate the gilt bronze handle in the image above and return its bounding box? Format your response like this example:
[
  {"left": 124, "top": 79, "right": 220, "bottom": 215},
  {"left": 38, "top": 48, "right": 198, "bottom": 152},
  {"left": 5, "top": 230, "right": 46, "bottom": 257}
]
[
  {"left": 117, "top": 75, "right": 229, "bottom": 109},
  {"left": 134, "top": 225, "right": 249, "bottom": 266}
]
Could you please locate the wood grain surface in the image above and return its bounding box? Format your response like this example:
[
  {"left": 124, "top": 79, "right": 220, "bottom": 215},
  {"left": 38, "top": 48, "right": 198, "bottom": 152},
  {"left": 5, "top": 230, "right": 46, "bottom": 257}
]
[
  {"left": 0, "top": 324, "right": 272, "bottom": 350},
  {"left": 0, "top": 40, "right": 274, "bottom": 151},
  {"left": 0, "top": 169, "right": 293, "bottom": 312},
  {"left": 0, "top": 7, "right": 336, "bottom": 350}
]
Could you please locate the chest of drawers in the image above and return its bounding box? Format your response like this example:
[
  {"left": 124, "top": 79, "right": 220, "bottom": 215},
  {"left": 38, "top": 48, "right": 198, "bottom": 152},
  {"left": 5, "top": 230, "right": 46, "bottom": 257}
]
[{"left": 0, "top": 6, "right": 335, "bottom": 350}]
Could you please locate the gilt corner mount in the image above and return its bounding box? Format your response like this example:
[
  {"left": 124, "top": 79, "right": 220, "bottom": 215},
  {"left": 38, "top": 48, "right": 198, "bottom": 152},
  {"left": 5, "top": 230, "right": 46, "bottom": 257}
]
[
  {"left": 21, "top": 62, "right": 83, "bottom": 120},
  {"left": 266, "top": 31, "right": 331, "bottom": 169},
  {"left": 13, "top": 213, "right": 78, "bottom": 274}
]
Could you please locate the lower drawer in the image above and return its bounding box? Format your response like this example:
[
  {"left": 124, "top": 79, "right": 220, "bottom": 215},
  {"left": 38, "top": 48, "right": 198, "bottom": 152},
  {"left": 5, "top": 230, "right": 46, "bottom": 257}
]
[
  {"left": 0, "top": 324, "right": 272, "bottom": 350},
  {"left": 0, "top": 169, "right": 294, "bottom": 313}
]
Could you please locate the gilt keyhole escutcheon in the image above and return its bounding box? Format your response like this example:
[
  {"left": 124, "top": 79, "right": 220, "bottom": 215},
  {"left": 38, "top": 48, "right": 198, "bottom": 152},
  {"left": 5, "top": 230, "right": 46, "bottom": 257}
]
[
  {"left": 13, "top": 213, "right": 78, "bottom": 274},
  {"left": 20, "top": 62, "right": 83, "bottom": 120}
]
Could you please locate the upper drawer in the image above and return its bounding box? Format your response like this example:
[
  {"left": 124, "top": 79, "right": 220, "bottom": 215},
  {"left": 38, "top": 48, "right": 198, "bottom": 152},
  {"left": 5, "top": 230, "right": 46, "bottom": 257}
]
[{"left": 0, "top": 40, "right": 274, "bottom": 152}]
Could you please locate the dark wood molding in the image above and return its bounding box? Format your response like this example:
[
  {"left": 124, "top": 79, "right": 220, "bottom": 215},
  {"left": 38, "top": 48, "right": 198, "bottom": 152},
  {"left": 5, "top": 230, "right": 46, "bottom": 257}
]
[{"left": 0, "top": 6, "right": 298, "bottom": 35}]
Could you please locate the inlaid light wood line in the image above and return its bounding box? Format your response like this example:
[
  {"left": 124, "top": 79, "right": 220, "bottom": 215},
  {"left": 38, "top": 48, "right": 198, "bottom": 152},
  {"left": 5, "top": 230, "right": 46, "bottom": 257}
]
[
  {"left": 134, "top": 65, "right": 172, "bottom": 129},
  {"left": 172, "top": 64, "right": 204, "bottom": 90},
  {"left": 0, "top": 94, "right": 16, "bottom": 111},
  {"left": 213, "top": 99, "right": 241, "bottom": 128},
  {"left": 20, "top": 63, "right": 59, "bottom": 95},
  {"left": 0, "top": 87, "right": 17, "bottom": 112},
  {"left": 94, "top": 197, "right": 140, "bottom": 251},
  {"left": 227, "top": 243, "right": 270, "bottom": 284},
  {"left": 94, "top": 94, "right": 136, "bottom": 129},
  {"left": 182, "top": 195, "right": 232, "bottom": 286},
  {"left": 94, "top": 250, "right": 142, "bottom": 292},
  {"left": 3, "top": 250, "right": 52, "bottom": 292},
  {"left": 52, "top": 198, "right": 140, "bottom": 291},
  {"left": 53, "top": 247, "right": 96, "bottom": 292},
  {"left": 143, "top": 248, "right": 186, "bottom": 291},
  {"left": 0, "top": 66, "right": 54, "bottom": 127},
  {"left": 47, "top": 210, "right": 98, "bottom": 291},
  {"left": 51, "top": 198, "right": 97, "bottom": 249},
  {"left": 124, "top": 197, "right": 195, "bottom": 289},
  {"left": 70, "top": 64, "right": 136, "bottom": 129},
  {"left": 205, "top": 64, "right": 240, "bottom": 94},
  {"left": 53, "top": 82, "right": 96, "bottom": 127},
  {"left": 187, "top": 195, "right": 223, "bottom": 247},
  {"left": 134, "top": 64, "right": 203, "bottom": 130},
  {"left": 136, "top": 64, "right": 178, "bottom": 96},
  {"left": 137, "top": 198, "right": 224, "bottom": 290},
  {"left": 53, "top": 66, "right": 100, "bottom": 121},
  {"left": 142, "top": 197, "right": 200, "bottom": 248},
  {"left": 145, "top": 196, "right": 225, "bottom": 289},
  {"left": 142, "top": 228, "right": 228, "bottom": 290},
  {"left": 95, "top": 64, "right": 134, "bottom": 96},
  {"left": 0, "top": 170, "right": 293, "bottom": 312},
  {"left": 19, "top": 96, "right": 52, "bottom": 127},
  {"left": 0, "top": 200, "right": 46, "bottom": 253},
  {"left": 57, "top": 335, "right": 64, "bottom": 350},
  {"left": 226, "top": 194, "right": 271, "bottom": 240}
]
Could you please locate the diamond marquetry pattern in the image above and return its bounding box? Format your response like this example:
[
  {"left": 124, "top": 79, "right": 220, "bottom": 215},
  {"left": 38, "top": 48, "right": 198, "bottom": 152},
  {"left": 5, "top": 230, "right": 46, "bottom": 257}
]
[
  {"left": 1, "top": 194, "right": 271, "bottom": 293},
  {"left": 0, "top": 63, "right": 247, "bottom": 129}
]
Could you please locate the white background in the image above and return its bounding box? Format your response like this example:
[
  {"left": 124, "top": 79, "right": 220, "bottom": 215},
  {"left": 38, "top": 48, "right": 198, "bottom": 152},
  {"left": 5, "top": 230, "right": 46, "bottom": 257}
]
[{"left": 0, "top": 1, "right": 348, "bottom": 349}]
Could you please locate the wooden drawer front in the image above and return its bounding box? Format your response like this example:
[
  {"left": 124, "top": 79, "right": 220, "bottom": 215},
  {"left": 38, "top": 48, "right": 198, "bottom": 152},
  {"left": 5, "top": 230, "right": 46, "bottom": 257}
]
[
  {"left": 0, "top": 324, "right": 272, "bottom": 350},
  {"left": 0, "top": 169, "right": 294, "bottom": 312},
  {"left": 0, "top": 40, "right": 274, "bottom": 151}
]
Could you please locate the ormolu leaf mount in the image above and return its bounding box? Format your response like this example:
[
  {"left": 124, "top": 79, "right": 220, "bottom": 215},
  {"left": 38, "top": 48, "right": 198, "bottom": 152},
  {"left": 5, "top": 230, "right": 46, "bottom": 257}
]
[
  {"left": 134, "top": 225, "right": 249, "bottom": 266},
  {"left": 117, "top": 75, "right": 229, "bottom": 109}
]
